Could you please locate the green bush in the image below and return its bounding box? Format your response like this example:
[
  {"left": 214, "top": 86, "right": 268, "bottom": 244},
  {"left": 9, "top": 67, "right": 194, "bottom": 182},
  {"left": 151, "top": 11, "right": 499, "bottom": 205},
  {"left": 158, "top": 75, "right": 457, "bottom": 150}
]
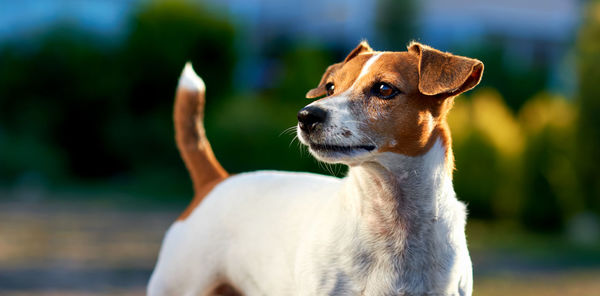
[
  {"left": 0, "top": 1, "right": 236, "bottom": 198},
  {"left": 519, "top": 93, "right": 581, "bottom": 230},
  {"left": 575, "top": 0, "right": 600, "bottom": 214}
]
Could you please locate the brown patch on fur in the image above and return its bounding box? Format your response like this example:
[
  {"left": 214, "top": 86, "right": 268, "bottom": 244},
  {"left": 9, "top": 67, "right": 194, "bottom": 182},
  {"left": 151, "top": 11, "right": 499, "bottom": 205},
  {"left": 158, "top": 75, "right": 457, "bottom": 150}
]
[
  {"left": 358, "top": 50, "right": 474, "bottom": 176},
  {"left": 408, "top": 42, "right": 484, "bottom": 96},
  {"left": 343, "top": 40, "right": 373, "bottom": 63},
  {"left": 179, "top": 178, "right": 224, "bottom": 221},
  {"left": 362, "top": 47, "right": 480, "bottom": 175},
  {"left": 210, "top": 283, "right": 243, "bottom": 296},
  {"left": 309, "top": 53, "right": 375, "bottom": 101},
  {"left": 306, "top": 41, "right": 374, "bottom": 99},
  {"left": 174, "top": 86, "right": 228, "bottom": 221},
  {"left": 305, "top": 62, "right": 343, "bottom": 98}
]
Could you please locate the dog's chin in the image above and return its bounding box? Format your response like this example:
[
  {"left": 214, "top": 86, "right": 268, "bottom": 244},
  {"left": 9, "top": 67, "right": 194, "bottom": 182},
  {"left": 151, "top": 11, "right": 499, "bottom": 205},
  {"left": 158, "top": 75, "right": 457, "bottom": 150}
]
[{"left": 306, "top": 142, "right": 376, "bottom": 164}]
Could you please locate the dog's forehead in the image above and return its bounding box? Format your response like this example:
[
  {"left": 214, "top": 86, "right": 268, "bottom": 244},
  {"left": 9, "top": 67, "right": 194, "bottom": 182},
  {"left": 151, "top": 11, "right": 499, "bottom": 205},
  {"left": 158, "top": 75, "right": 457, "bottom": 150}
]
[
  {"left": 374, "top": 52, "right": 418, "bottom": 73},
  {"left": 331, "top": 53, "right": 375, "bottom": 87},
  {"left": 335, "top": 51, "right": 418, "bottom": 92}
]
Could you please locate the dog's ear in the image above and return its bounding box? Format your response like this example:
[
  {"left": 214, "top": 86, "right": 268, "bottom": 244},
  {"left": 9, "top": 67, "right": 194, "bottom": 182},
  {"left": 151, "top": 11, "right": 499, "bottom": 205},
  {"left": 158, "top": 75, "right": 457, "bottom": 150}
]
[
  {"left": 344, "top": 40, "right": 373, "bottom": 62},
  {"left": 408, "top": 42, "right": 483, "bottom": 97},
  {"left": 306, "top": 41, "right": 373, "bottom": 99},
  {"left": 306, "top": 62, "right": 342, "bottom": 98}
]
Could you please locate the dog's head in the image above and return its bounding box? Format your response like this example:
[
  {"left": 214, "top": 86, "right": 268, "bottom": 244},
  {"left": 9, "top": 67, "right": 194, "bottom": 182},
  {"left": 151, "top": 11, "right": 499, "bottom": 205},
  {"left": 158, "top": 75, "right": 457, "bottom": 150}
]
[{"left": 297, "top": 41, "right": 483, "bottom": 166}]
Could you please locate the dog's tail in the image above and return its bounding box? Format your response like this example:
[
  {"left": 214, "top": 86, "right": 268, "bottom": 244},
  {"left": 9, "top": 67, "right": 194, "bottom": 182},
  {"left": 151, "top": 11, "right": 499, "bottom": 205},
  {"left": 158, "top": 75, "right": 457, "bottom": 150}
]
[{"left": 174, "top": 63, "right": 228, "bottom": 220}]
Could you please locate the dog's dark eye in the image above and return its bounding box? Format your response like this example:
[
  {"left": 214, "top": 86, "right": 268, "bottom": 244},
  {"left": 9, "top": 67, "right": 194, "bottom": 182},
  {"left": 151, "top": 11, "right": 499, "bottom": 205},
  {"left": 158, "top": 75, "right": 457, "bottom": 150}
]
[
  {"left": 325, "top": 83, "right": 335, "bottom": 96},
  {"left": 372, "top": 82, "right": 398, "bottom": 99}
]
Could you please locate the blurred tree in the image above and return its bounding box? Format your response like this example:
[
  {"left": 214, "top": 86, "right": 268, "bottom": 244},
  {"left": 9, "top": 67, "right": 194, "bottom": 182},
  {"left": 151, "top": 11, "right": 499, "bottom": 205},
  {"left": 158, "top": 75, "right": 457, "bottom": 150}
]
[
  {"left": 575, "top": 0, "right": 600, "bottom": 214},
  {"left": 453, "top": 132, "right": 502, "bottom": 218},
  {"left": 449, "top": 90, "right": 524, "bottom": 220},
  {"left": 375, "top": 0, "right": 417, "bottom": 50},
  {"left": 464, "top": 42, "right": 550, "bottom": 112},
  {"left": 519, "top": 93, "right": 580, "bottom": 231},
  {"left": 0, "top": 26, "right": 116, "bottom": 183},
  {"left": 109, "top": 0, "right": 237, "bottom": 197},
  {"left": 0, "top": 0, "right": 237, "bottom": 199}
]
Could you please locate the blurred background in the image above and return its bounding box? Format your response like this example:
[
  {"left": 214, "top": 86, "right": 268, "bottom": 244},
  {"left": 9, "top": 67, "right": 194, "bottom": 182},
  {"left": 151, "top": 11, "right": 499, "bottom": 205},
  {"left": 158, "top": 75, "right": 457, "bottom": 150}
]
[{"left": 0, "top": 0, "right": 599, "bottom": 295}]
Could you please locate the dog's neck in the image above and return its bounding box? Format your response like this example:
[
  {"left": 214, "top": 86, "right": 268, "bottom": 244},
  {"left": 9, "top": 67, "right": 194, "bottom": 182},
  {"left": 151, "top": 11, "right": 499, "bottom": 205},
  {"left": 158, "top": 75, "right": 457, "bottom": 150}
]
[
  {"left": 343, "top": 138, "right": 459, "bottom": 292},
  {"left": 348, "top": 137, "right": 454, "bottom": 234}
]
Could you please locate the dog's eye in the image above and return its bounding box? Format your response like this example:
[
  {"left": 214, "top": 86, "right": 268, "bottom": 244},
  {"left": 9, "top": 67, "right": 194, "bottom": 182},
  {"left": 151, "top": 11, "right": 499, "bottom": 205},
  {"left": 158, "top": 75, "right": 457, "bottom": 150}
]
[
  {"left": 325, "top": 83, "right": 335, "bottom": 96},
  {"left": 372, "top": 82, "right": 398, "bottom": 99}
]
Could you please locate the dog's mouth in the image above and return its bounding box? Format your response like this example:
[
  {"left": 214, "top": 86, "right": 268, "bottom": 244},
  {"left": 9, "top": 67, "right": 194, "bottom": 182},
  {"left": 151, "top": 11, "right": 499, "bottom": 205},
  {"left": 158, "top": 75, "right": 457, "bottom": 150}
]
[
  {"left": 309, "top": 143, "right": 376, "bottom": 154},
  {"left": 297, "top": 126, "right": 377, "bottom": 163}
]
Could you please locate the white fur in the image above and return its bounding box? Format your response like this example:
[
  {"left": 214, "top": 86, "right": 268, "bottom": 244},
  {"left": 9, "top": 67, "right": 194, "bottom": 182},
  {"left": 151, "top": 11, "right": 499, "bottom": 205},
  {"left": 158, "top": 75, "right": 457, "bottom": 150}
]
[
  {"left": 353, "top": 53, "right": 382, "bottom": 88},
  {"left": 179, "top": 62, "right": 206, "bottom": 92},
  {"left": 148, "top": 140, "right": 471, "bottom": 295}
]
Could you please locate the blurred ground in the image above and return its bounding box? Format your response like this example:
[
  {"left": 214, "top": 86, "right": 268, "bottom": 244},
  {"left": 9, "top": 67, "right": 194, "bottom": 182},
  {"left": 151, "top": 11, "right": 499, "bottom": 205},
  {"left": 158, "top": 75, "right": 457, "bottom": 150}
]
[
  {"left": 0, "top": 193, "right": 178, "bottom": 296},
  {"left": 1, "top": 195, "right": 599, "bottom": 296}
]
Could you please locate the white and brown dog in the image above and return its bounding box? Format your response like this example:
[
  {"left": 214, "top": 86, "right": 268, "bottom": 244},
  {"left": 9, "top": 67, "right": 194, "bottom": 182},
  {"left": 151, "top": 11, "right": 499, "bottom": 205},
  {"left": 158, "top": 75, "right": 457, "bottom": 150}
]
[{"left": 148, "top": 41, "right": 483, "bottom": 296}]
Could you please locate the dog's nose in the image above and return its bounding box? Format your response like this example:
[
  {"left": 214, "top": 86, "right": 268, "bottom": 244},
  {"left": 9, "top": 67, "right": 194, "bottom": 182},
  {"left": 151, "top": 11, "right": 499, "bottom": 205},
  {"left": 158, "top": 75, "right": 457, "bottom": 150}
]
[{"left": 297, "top": 106, "right": 328, "bottom": 133}]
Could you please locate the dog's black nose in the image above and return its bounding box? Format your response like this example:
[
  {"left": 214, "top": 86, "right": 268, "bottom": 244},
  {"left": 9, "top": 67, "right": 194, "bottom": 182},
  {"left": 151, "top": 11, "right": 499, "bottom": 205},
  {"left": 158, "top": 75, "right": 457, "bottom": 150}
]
[{"left": 297, "top": 106, "right": 328, "bottom": 133}]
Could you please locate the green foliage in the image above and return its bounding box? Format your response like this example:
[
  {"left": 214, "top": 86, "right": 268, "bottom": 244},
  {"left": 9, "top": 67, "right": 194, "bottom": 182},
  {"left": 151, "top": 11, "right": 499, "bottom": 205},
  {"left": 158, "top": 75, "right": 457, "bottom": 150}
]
[
  {"left": 0, "top": 25, "right": 112, "bottom": 183},
  {"left": 375, "top": 0, "right": 418, "bottom": 50},
  {"left": 0, "top": 1, "right": 236, "bottom": 198},
  {"left": 453, "top": 132, "right": 500, "bottom": 218},
  {"left": 462, "top": 43, "right": 550, "bottom": 112},
  {"left": 575, "top": 0, "right": 600, "bottom": 213},
  {"left": 450, "top": 90, "right": 586, "bottom": 231},
  {"left": 519, "top": 94, "right": 581, "bottom": 231},
  {"left": 450, "top": 90, "right": 525, "bottom": 221}
]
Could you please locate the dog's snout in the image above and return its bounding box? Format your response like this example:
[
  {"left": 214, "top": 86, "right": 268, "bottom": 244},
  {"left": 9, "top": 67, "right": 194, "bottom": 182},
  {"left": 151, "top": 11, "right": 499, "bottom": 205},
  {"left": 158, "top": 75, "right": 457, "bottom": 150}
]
[{"left": 297, "top": 106, "right": 328, "bottom": 133}]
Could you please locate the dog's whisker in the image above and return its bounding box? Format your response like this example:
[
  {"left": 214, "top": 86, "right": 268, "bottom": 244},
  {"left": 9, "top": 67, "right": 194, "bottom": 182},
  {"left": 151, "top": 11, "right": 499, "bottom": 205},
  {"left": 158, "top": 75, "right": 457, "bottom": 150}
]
[
  {"left": 325, "top": 162, "right": 336, "bottom": 176},
  {"left": 279, "top": 125, "right": 298, "bottom": 137},
  {"left": 299, "top": 141, "right": 308, "bottom": 158},
  {"left": 290, "top": 135, "right": 299, "bottom": 147}
]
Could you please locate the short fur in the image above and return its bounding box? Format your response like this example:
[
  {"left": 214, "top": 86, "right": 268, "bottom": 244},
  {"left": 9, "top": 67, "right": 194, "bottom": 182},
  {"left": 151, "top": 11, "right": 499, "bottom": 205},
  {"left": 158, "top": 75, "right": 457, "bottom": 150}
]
[{"left": 148, "top": 42, "right": 483, "bottom": 296}]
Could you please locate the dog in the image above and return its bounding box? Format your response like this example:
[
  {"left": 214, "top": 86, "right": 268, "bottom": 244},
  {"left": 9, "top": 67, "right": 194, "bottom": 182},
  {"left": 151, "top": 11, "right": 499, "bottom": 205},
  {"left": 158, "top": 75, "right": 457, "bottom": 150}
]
[{"left": 148, "top": 41, "right": 483, "bottom": 296}]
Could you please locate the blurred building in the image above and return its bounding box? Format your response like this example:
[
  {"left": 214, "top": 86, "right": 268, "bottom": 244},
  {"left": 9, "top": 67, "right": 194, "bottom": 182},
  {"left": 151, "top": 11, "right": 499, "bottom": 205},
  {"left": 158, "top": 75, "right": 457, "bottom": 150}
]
[
  {"left": 0, "top": 0, "right": 583, "bottom": 92},
  {"left": 420, "top": 0, "right": 581, "bottom": 47},
  {"left": 0, "top": 0, "right": 137, "bottom": 42},
  {"left": 418, "top": 0, "right": 583, "bottom": 94},
  {"left": 221, "top": 0, "right": 378, "bottom": 46}
]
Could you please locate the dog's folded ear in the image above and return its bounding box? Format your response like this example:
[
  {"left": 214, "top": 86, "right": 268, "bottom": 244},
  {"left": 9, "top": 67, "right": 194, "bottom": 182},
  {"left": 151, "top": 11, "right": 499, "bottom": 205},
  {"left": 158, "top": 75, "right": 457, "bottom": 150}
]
[
  {"left": 408, "top": 42, "right": 484, "bottom": 97},
  {"left": 306, "top": 62, "right": 342, "bottom": 98},
  {"left": 306, "top": 41, "right": 374, "bottom": 99},
  {"left": 344, "top": 40, "right": 373, "bottom": 62}
]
